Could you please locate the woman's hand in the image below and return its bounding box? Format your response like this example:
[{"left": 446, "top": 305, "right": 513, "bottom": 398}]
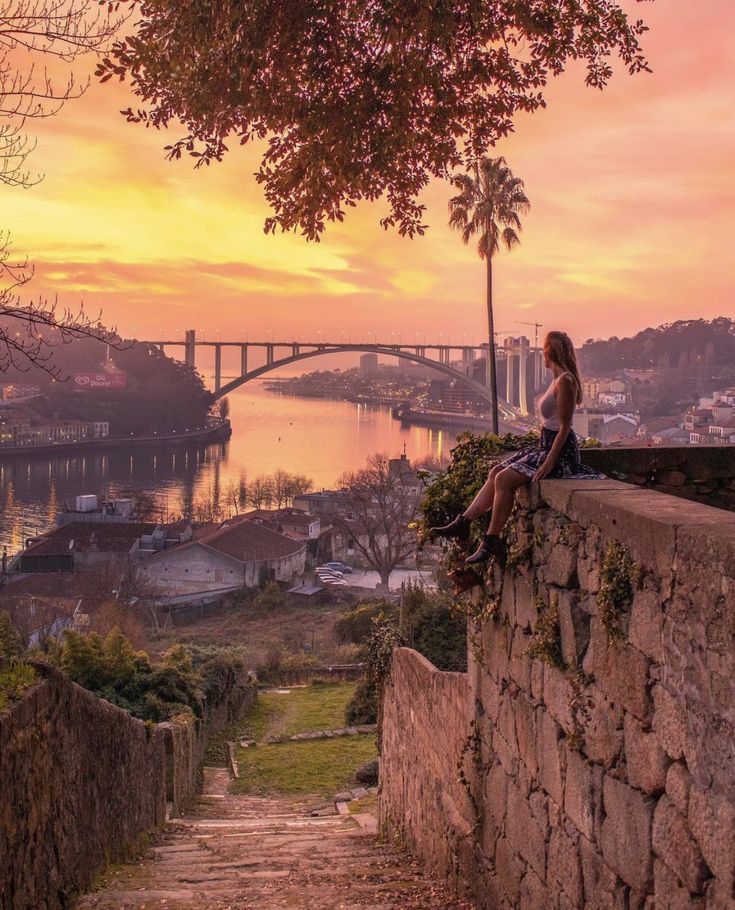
[{"left": 533, "top": 457, "right": 556, "bottom": 482}]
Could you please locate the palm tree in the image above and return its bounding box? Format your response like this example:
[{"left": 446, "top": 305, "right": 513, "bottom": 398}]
[{"left": 448, "top": 157, "right": 530, "bottom": 434}]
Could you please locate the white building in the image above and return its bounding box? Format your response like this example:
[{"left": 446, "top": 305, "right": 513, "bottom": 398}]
[{"left": 139, "top": 517, "right": 306, "bottom": 604}]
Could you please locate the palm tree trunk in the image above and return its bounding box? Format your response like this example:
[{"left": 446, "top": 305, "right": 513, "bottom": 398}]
[{"left": 486, "top": 254, "right": 499, "bottom": 435}]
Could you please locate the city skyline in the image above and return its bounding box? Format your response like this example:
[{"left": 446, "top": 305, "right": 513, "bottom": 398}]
[{"left": 3, "top": 0, "right": 733, "bottom": 347}]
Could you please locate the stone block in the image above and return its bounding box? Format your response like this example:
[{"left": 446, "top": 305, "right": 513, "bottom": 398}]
[
  {"left": 651, "top": 685, "right": 687, "bottom": 761},
  {"left": 506, "top": 778, "right": 547, "bottom": 880},
  {"left": 629, "top": 589, "right": 664, "bottom": 664},
  {"left": 509, "top": 627, "right": 533, "bottom": 692},
  {"left": 543, "top": 663, "right": 575, "bottom": 730},
  {"left": 583, "top": 686, "right": 624, "bottom": 769},
  {"left": 564, "top": 747, "right": 602, "bottom": 842},
  {"left": 587, "top": 618, "right": 651, "bottom": 721},
  {"left": 577, "top": 552, "right": 601, "bottom": 595},
  {"left": 665, "top": 762, "right": 691, "bottom": 816},
  {"left": 494, "top": 835, "right": 524, "bottom": 905},
  {"left": 500, "top": 571, "right": 515, "bottom": 625},
  {"left": 579, "top": 836, "right": 627, "bottom": 910},
  {"left": 545, "top": 543, "right": 579, "bottom": 587},
  {"left": 485, "top": 761, "right": 507, "bottom": 830},
  {"left": 519, "top": 867, "right": 549, "bottom": 910},
  {"left": 514, "top": 691, "right": 538, "bottom": 779},
  {"left": 653, "top": 859, "right": 698, "bottom": 910},
  {"left": 514, "top": 573, "right": 538, "bottom": 629},
  {"left": 624, "top": 714, "right": 670, "bottom": 794},
  {"left": 558, "top": 590, "right": 591, "bottom": 667},
  {"left": 653, "top": 796, "right": 709, "bottom": 893},
  {"left": 548, "top": 823, "right": 583, "bottom": 906},
  {"left": 600, "top": 775, "right": 655, "bottom": 891},
  {"left": 688, "top": 786, "right": 735, "bottom": 892},
  {"left": 484, "top": 620, "right": 511, "bottom": 682},
  {"left": 536, "top": 707, "right": 563, "bottom": 808}
]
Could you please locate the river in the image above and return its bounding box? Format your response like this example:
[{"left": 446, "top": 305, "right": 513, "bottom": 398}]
[{"left": 0, "top": 383, "right": 467, "bottom": 554}]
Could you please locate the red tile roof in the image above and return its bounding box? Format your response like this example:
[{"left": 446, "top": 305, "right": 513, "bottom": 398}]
[{"left": 150, "top": 519, "right": 304, "bottom": 564}]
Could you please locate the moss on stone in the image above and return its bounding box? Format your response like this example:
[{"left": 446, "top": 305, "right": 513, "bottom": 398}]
[
  {"left": 598, "top": 540, "right": 636, "bottom": 641},
  {"left": 527, "top": 594, "right": 564, "bottom": 670}
]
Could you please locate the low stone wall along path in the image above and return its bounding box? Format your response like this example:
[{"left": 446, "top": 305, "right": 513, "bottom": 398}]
[{"left": 78, "top": 768, "right": 470, "bottom": 910}]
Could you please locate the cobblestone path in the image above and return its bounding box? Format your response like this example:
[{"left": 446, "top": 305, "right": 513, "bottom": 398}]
[{"left": 78, "top": 769, "right": 470, "bottom": 910}]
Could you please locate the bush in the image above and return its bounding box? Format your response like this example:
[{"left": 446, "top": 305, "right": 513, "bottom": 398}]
[
  {"left": 54, "top": 629, "right": 205, "bottom": 722},
  {"left": 401, "top": 582, "right": 467, "bottom": 672},
  {"left": 0, "top": 612, "right": 23, "bottom": 659},
  {"left": 344, "top": 675, "right": 377, "bottom": 725},
  {"left": 0, "top": 660, "right": 37, "bottom": 712},
  {"left": 253, "top": 581, "right": 288, "bottom": 611},
  {"left": 334, "top": 601, "right": 398, "bottom": 645},
  {"left": 254, "top": 648, "right": 320, "bottom": 685}
]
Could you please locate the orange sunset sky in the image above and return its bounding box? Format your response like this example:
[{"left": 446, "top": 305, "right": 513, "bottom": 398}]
[{"left": 4, "top": 0, "right": 734, "bottom": 350}]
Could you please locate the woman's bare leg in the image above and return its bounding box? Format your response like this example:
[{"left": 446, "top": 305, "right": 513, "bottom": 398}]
[
  {"left": 487, "top": 468, "right": 529, "bottom": 535},
  {"left": 463, "top": 464, "right": 502, "bottom": 520}
]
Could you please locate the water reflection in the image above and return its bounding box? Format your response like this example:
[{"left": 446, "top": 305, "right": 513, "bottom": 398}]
[{"left": 0, "top": 383, "right": 460, "bottom": 553}]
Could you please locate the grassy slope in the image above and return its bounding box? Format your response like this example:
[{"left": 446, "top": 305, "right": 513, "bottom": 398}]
[{"left": 231, "top": 683, "right": 377, "bottom": 797}]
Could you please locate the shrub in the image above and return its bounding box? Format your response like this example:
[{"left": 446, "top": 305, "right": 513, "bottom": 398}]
[
  {"left": 334, "top": 601, "right": 398, "bottom": 645},
  {"left": 253, "top": 580, "right": 288, "bottom": 611},
  {"left": 0, "top": 660, "right": 37, "bottom": 712},
  {"left": 0, "top": 612, "right": 23, "bottom": 659},
  {"left": 401, "top": 581, "right": 467, "bottom": 672},
  {"left": 345, "top": 676, "right": 377, "bottom": 725},
  {"left": 54, "top": 629, "right": 205, "bottom": 722}
]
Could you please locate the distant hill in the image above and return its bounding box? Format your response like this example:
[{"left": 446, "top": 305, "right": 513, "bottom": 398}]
[
  {"left": 579, "top": 318, "right": 735, "bottom": 376},
  {"left": 0, "top": 329, "right": 213, "bottom": 436}
]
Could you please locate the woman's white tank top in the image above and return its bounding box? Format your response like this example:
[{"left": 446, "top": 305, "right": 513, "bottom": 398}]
[{"left": 538, "top": 372, "right": 574, "bottom": 431}]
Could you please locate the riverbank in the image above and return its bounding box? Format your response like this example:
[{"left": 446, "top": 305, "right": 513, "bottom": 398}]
[{"left": 0, "top": 419, "right": 231, "bottom": 460}]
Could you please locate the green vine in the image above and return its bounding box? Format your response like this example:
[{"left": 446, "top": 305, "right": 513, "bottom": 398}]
[
  {"left": 457, "top": 719, "right": 486, "bottom": 835},
  {"left": 526, "top": 594, "right": 564, "bottom": 669},
  {"left": 598, "top": 540, "right": 636, "bottom": 641}
]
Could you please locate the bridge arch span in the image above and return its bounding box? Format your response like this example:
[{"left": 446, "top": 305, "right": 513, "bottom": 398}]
[{"left": 214, "top": 344, "right": 518, "bottom": 421}]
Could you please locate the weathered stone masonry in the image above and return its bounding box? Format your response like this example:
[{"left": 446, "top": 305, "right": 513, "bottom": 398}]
[
  {"left": 381, "top": 478, "right": 735, "bottom": 909},
  {"left": 0, "top": 663, "right": 256, "bottom": 910}
]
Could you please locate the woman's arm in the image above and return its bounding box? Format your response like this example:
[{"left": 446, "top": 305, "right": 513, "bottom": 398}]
[{"left": 533, "top": 375, "right": 576, "bottom": 481}]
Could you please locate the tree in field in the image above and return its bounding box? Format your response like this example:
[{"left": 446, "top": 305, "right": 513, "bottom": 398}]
[
  {"left": 247, "top": 476, "right": 274, "bottom": 510},
  {"left": 97, "top": 1, "right": 650, "bottom": 239},
  {"left": 448, "top": 157, "right": 530, "bottom": 434},
  {"left": 334, "top": 453, "right": 421, "bottom": 588},
  {"left": 270, "top": 469, "right": 312, "bottom": 509}
]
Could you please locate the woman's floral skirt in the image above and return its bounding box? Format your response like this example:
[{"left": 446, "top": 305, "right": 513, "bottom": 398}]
[{"left": 500, "top": 428, "right": 605, "bottom": 480}]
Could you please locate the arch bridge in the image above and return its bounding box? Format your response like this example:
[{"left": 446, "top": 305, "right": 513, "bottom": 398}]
[{"left": 146, "top": 330, "right": 528, "bottom": 422}]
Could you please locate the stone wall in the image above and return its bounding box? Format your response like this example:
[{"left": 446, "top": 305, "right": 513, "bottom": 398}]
[
  {"left": 380, "top": 649, "right": 472, "bottom": 891},
  {"left": 0, "top": 663, "right": 256, "bottom": 910},
  {"left": 381, "top": 477, "right": 735, "bottom": 909},
  {"left": 581, "top": 443, "right": 735, "bottom": 511}
]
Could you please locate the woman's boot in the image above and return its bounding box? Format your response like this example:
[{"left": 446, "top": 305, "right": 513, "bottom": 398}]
[
  {"left": 429, "top": 513, "right": 472, "bottom": 543},
  {"left": 465, "top": 534, "right": 508, "bottom": 569}
]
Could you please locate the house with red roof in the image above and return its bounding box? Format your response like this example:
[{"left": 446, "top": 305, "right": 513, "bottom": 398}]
[{"left": 138, "top": 518, "right": 307, "bottom": 604}]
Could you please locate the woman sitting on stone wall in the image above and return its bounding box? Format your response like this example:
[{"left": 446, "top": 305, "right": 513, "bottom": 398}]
[{"left": 430, "top": 330, "right": 601, "bottom": 570}]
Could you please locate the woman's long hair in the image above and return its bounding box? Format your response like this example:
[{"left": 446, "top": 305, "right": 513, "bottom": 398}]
[{"left": 544, "top": 331, "right": 583, "bottom": 405}]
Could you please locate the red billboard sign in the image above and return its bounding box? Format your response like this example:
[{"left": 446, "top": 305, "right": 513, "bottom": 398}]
[{"left": 73, "top": 371, "right": 127, "bottom": 390}]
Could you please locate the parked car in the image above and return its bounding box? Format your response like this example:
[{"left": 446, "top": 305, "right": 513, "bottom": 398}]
[
  {"left": 325, "top": 562, "right": 352, "bottom": 574},
  {"left": 317, "top": 565, "right": 344, "bottom": 578}
]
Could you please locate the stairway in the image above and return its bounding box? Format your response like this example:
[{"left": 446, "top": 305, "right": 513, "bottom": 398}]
[{"left": 78, "top": 769, "right": 469, "bottom": 910}]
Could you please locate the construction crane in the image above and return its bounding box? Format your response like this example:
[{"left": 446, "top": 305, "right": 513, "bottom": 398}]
[{"left": 517, "top": 321, "right": 543, "bottom": 348}]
